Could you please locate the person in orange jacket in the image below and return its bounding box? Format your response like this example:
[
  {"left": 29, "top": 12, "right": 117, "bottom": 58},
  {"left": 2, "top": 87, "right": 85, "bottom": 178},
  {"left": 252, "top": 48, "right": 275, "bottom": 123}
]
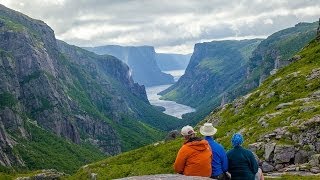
[{"left": 174, "top": 125, "right": 212, "bottom": 177}]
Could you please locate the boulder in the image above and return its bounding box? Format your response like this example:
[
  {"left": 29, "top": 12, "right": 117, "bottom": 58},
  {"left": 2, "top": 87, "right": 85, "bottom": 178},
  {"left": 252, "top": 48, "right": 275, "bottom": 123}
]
[
  {"left": 294, "top": 150, "right": 309, "bottom": 164},
  {"left": 264, "top": 143, "right": 276, "bottom": 160},
  {"left": 273, "top": 145, "right": 295, "bottom": 164},
  {"left": 262, "top": 162, "right": 274, "bottom": 172},
  {"left": 310, "top": 167, "right": 320, "bottom": 174},
  {"left": 275, "top": 102, "right": 293, "bottom": 110},
  {"left": 248, "top": 142, "right": 264, "bottom": 152},
  {"left": 309, "top": 154, "right": 320, "bottom": 167}
]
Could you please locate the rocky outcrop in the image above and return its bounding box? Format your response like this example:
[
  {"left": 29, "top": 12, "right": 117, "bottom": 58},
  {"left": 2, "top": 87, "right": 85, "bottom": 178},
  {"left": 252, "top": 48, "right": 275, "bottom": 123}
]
[
  {"left": 249, "top": 115, "right": 320, "bottom": 174},
  {"left": 84, "top": 45, "right": 174, "bottom": 87}
]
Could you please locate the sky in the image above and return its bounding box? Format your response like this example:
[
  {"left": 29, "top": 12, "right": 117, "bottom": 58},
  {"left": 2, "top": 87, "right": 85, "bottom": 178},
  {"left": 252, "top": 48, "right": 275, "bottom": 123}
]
[{"left": 0, "top": 0, "right": 319, "bottom": 54}]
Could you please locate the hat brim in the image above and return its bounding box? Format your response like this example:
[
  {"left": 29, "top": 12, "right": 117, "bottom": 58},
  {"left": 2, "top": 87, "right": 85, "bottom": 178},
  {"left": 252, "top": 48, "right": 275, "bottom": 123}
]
[{"left": 200, "top": 126, "right": 217, "bottom": 136}]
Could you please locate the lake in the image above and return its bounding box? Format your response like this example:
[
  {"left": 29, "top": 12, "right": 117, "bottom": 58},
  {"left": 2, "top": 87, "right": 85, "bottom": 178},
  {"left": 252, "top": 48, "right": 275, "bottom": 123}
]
[{"left": 146, "top": 70, "right": 196, "bottom": 119}]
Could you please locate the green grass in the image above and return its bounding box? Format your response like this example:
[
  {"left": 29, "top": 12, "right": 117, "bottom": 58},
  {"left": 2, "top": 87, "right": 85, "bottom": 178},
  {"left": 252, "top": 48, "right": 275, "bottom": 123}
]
[{"left": 68, "top": 139, "right": 183, "bottom": 180}]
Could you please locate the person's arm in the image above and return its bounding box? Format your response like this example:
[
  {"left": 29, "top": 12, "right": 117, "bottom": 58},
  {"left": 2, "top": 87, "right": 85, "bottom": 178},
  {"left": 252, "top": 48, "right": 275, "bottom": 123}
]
[
  {"left": 174, "top": 146, "right": 188, "bottom": 174},
  {"left": 248, "top": 151, "right": 258, "bottom": 174},
  {"left": 221, "top": 148, "right": 228, "bottom": 172}
]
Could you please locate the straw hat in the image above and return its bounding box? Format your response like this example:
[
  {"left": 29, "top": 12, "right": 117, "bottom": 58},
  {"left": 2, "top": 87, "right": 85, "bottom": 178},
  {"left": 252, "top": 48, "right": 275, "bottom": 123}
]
[{"left": 200, "top": 123, "right": 217, "bottom": 136}]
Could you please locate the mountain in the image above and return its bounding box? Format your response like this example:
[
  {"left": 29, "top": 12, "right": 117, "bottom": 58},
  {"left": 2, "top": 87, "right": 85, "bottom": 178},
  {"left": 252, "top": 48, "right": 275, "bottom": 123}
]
[
  {"left": 160, "top": 39, "right": 262, "bottom": 122},
  {"left": 161, "top": 21, "right": 318, "bottom": 124},
  {"left": 0, "top": 4, "right": 180, "bottom": 173},
  {"left": 84, "top": 45, "right": 174, "bottom": 87},
  {"left": 155, "top": 53, "right": 191, "bottom": 71},
  {"left": 244, "top": 21, "right": 318, "bottom": 90},
  {"left": 69, "top": 29, "right": 320, "bottom": 180}
]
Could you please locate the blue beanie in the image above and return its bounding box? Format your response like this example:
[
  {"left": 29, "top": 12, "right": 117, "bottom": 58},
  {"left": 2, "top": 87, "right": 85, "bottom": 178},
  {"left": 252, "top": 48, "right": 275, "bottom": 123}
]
[{"left": 231, "top": 133, "right": 243, "bottom": 147}]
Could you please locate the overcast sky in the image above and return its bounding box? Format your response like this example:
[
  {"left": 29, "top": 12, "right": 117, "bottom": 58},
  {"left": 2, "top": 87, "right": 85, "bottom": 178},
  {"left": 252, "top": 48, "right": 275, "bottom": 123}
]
[{"left": 0, "top": 0, "right": 319, "bottom": 54}]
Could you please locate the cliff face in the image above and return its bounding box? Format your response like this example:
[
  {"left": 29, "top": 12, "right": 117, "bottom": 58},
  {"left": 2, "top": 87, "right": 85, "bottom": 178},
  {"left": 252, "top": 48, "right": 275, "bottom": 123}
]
[
  {"left": 160, "top": 39, "right": 262, "bottom": 122},
  {"left": 245, "top": 21, "right": 318, "bottom": 89},
  {"left": 84, "top": 45, "right": 174, "bottom": 87},
  {"left": 0, "top": 4, "right": 180, "bottom": 172},
  {"left": 155, "top": 53, "right": 191, "bottom": 71}
]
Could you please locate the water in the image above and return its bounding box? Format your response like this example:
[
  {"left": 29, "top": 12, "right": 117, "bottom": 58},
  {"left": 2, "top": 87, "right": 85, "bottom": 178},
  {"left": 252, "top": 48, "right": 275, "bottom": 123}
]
[
  {"left": 146, "top": 70, "right": 196, "bottom": 119},
  {"left": 163, "top": 69, "right": 185, "bottom": 82}
]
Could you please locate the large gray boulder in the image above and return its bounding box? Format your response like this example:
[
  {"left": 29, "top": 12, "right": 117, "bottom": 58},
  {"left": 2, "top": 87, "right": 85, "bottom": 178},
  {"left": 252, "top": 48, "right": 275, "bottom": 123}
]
[
  {"left": 262, "top": 162, "right": 274, "bottom": 172},
  {"left": 294, "top": 150, "right": 309, "bottom": 164},
  {"left": 273, "top": 145, "right": 295, "bottom": 163}
]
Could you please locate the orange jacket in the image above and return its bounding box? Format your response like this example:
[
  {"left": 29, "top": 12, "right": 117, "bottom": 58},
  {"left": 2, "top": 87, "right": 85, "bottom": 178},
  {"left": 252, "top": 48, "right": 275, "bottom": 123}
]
[{"left": 174, "top": 138, "right": 212, "bottom": 177}]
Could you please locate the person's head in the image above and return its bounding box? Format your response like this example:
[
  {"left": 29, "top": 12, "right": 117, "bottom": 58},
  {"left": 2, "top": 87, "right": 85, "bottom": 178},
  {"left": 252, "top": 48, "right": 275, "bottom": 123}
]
[
  {"left": 231, "top": 133, "right": 243, "bottom": 147},
  {"left": 181, "top": 125, "right": 196, "bottom": 140},
  {"left": 200, "top": 123, "right": 217, "bottom": 137}
]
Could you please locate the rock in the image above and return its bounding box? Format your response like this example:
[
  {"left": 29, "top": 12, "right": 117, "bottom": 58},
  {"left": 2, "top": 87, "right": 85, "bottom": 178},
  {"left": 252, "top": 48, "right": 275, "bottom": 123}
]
[
  {"left": 315, "top": 142, "right": 320, "bottom": 153},
  {"left": 91, "top": 173, "right": 97, "bottom": 180},
  {"left": 275, "top": 102, "right": 293, "bottom": 110},
  {"left": 165, "top": 130, "right": 179, "bottom": 141},
  {"left": 309, "top": 154, "right": 320, "bottom": 167},
  {"left": 273, "top": 145, "right": 295, "bottom": 164},
  {"left": 117, "top": 174, "right": 212, "bottom": 180},
  {"left": 275, "top": 164, "right": 284, "bottom": 171},
  {"left": 310, "top": 167, "right": 320, "bottom": 174},
  {"left": 262, "top": 162, "right": 274, "bottom": 172},
  {"left": 248, "top": 142, "right": 264, "bottom": 152},
  {"left": 307, "top": 68, "right": 320, "bottom": 81},
  {"left": 264, "top": 143, "right": 276, "bottom": 160},
  {"left": 266, "top": 91, "right": 275, "bottom": 98},
  {"left": 294, "top": 150, "right": 309, "bottom": 164}
]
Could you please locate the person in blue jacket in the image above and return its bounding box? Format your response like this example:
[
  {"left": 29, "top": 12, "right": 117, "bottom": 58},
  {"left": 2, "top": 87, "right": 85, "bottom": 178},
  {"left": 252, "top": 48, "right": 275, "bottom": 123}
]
[
  {"left": 227, "top": 133, "right": 258, "bottom": 180},
  {"left": 200, "top": 123, "right": 229, "bottom": 180}
]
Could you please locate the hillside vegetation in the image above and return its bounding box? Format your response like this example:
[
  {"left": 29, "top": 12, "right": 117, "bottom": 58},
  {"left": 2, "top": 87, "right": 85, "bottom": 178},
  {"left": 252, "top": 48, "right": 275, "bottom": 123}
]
[{"left": 67, "top": 35, "right": 320, "bottom": 180}]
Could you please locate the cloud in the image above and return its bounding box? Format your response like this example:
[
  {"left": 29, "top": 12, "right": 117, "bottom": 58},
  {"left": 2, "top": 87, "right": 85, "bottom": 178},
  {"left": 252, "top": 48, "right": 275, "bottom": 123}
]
[{"left": 0, "top": 0, "right": 319, "bottom": 53}]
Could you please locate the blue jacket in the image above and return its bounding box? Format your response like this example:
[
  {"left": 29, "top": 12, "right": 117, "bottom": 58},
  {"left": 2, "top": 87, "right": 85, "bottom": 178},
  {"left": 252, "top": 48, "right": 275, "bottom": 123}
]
[{"left": 205, "top": 136, "right": 228, "bottom": 176}]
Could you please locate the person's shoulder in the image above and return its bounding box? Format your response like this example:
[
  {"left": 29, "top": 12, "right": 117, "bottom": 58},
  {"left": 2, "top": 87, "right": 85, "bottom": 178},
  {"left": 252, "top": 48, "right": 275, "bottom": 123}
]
[{"left": 243, "top": 147, "right": 255, "bottom": 156}]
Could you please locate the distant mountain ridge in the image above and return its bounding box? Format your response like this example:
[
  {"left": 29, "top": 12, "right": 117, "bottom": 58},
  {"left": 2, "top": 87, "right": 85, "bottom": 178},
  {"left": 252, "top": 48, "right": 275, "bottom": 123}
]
[
  {"left": 84, "top": 45, "right": 174, "bottom": 87},
  {"left": 156, "top": 53, "right": 191, "bottom": 71}
]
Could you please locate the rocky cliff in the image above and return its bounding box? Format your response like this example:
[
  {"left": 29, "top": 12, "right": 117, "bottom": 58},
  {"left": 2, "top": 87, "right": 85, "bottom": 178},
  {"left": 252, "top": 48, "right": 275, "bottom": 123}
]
[
  {"left": 155, "top": 53, "right": 191, "bottom": 71},
  {"left": 0, "top": 4, "right": 180, "bottom": 173},
  {"left": 84, "top": 45, "right": 174, "bottom": 87}
]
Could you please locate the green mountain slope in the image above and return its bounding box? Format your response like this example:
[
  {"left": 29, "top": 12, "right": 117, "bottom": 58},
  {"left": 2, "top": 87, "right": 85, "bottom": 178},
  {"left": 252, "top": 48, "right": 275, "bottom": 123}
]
[
  {"left": 0, "top": 4, "right": 181, "bottom": 173},
  {"left": 69, "top": 32, "right": 320, "bottom": 180},
  {"left": 161, "top": 21, "right": 318, "bottom": 126}
]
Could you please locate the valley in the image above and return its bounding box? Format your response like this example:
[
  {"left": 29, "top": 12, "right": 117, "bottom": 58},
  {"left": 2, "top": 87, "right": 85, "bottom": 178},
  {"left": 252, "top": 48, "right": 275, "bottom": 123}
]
[
  {"left": 146, "top": 70, "right": 195, "bottom": 118},
  {"left": 0, "top": 1, "right": 320, "bottom": 180}
]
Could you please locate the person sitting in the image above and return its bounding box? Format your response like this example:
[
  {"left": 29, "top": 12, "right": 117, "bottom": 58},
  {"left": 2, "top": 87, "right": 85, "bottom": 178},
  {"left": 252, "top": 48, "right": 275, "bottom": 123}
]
[
  {"left": 200, "top": 123, "right": 229, "bottom": 180},
  {"left": 174, "top": 125, "right": 212, "bottom": 177},
  {"left": 227, "top": 133, "right": 258, "bottom": 180}
]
